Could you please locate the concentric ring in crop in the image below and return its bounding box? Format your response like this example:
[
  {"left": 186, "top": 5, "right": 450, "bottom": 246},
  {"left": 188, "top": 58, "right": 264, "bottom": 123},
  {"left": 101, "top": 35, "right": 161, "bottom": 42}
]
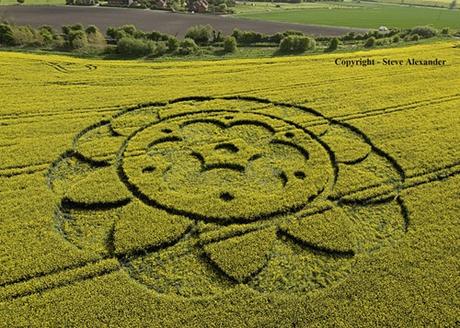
[{"left": 49, "top": 96, "right": 408, "bottom": 297}]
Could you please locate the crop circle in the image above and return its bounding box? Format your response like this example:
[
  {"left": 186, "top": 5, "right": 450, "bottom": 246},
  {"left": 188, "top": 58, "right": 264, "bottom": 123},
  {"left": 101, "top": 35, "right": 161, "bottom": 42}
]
[{"left": 119, "top": 111, "right": 333, "bottom": 223}]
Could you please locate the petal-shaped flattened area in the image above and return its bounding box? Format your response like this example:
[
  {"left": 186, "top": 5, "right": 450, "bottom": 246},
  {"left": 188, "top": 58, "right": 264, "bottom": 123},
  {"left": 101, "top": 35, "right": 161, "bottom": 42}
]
[
  {"left": 111, "top": 108, "right": 159, "bottom": 136},
  {"left": 203, "top": 227, "right": 277, "bottom": 282},
  {"left": 321, "top": 124, "right": 371, "bottom": 164},
  {"left": 306, "top": 122, "right": 329, "bottom": 137},
  {"left": 74, "top": 124, "right": 125, "bottom": 163},
  {"left": 330, "top": 153, "right": 402, "bottom": 203},
  {"left": 280, "top": 206, "right": 356, "bottom": 254},
  {"left": 114, "top": 200, "right": 192, "bottom": 256},
  {"left": 57, "top": 208, "right": 121, "bottom": 256},
  {"left": 64, "top": 167, "right": 131, "bottom": 206}
]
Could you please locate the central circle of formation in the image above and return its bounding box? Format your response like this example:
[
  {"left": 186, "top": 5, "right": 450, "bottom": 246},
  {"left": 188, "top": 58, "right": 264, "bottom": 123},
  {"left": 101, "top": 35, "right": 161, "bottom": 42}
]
[{"left": 120, "top": 111, "right": 334, "bottom": 222}]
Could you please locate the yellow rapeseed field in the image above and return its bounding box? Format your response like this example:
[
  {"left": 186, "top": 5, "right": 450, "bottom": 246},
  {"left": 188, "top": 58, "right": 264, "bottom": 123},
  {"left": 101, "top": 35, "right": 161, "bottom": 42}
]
[{"left": 1, "top": 42, "right": 459, "bottom": 326}]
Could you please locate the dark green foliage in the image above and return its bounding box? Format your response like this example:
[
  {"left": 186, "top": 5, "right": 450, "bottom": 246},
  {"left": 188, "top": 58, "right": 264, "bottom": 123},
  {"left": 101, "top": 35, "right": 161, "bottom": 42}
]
[
  {"left": 409, "top": 26, "right": 438, "bottom": 39},
  {"left": 364, "top": 36, "right": 376, "bottom": 48},
  {"left": 326, "top": 37, "right": 339, "bottom": 52},
  {"left": 342, "top": 32, "right": 356, "bottom": 41},
  {"left": 85, "top": 25, "right": 98, "bottom": 35},
  {"left": 282, "top": 30, "right": 304, "bottom": 37},
  {"left": 106, "top": 25, "right": 144, "bottom": 41},
  {"left": 279, "top": 35, "right": 315, "bottom": 53},
  {"left": 152, "top": 42, "right": 168, "bottom": 57},
  {"left": 239, "top": 30, "right": 265, "bottom": 44},
  {"left": 213, "top": 30, "right": 224, "bottom": 43},
  {"left": 146, "top": 31, "right": 170, "bottom": 42},
  {"left": 392, "top": 35, "right": 400, "bottom": 43},
  {"left": 176, "top": 38, "right": 199, "bottom": 55},
  {"left": 67, "top": 30, "right": 88, "bottom": 50},
  {"left": 0, "top": 24, "right": 14, "bottom": 46},
  {"left": 410, "top": 34, "right": 420, "bottom": 41},
  {"left": 269, "top": 32, "right": 284, "bottom": 44},
  {"left": 38, "top": 26, "right": 57, "bottom": 45},
  {"left": 223, "top": 36, "right": 237, "bottom": 53},
  {"left": 217, "top": 3, "right": 227, "bottom": 12},
  {"left": 166, "top": 37, "right": 179, "bottom": 52},
  {"left": 231, "top": 29, "right": 302, "bottom": 45},
  {"left": 184, "top": 25, "right": 214, "bottom": 45},
  {"left": 62, "top": 24, "right": 84, "bottom": 35},
  {"left": 116, "top": 37, "right": 154, "bottom": 57},
  {"left": 85, "top": 25, "right": 106, "bottom": 47},
  {"left": 66, "top": 0, "right": 97, "bottom": 4},
  {"left": 441, "top": 28, "right": 449, "bottom": 35}
]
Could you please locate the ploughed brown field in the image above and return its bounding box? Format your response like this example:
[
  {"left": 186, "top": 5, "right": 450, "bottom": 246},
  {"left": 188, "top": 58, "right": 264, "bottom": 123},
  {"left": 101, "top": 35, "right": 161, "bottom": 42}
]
[{"left": 0, "top": 6, "right": 366, "bottom": 37}]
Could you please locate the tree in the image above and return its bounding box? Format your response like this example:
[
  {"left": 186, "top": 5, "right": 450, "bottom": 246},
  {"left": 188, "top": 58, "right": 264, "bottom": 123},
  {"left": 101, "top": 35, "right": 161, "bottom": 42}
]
[
  {"left": 223, "top": 36, "right": 237, "bottom": 53},
  {"left": 17, "top": 0, "right": 25, "bottom": 4},
  {"left": 325, "top": 37, "right": 339, "bottom": 52},
  {"left": 364, "top": 36, "right": 375, "bottom": 48},
  {"left": 184, "top": 25, "right": 214, "bottom": 45},
  {"left": 279, "top": 35, "right": 315, "bottom": 53}
]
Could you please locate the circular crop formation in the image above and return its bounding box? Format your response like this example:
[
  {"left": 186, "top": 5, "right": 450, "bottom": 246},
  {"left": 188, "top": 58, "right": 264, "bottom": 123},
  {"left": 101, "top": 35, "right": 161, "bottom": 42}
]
[
  {"left": 120, "top": 111, "right": 332, "bottom": 222},
  {"left": 49, "top": 96, "right": 408, "bottom": 297}
]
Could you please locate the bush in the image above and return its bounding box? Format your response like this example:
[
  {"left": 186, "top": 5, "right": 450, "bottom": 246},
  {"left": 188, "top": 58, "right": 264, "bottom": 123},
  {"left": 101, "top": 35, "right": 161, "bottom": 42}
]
[
  {"left": 409, "top": 26, "right": 438, "bottom": 39},
  {"left": 116, "top": 37, "right": 154, "bottom": 57},
  {"left": 279, "top": 35, "right": 315, "bottom": 53},
  {"left": 223, "top": 36, "right": 237, "bottom": 53},
  {"left": 213, "top": 30, "right": 224, "bottom": 43},
  {"left": 268, "top": 32, "right": 284, "bottom": 44},
  {"left": 392, "top": 35, "right": 400, "bottom": 43},
  {"left": 177, "top": 38, "right": 199, "bottom": 55},
  {"left": 326, "top": 37, "right": 339, "bottom": 52},
  {"left": 441, "top": 28, "right": 449, "bottom": 35},
  {"left": 231, "top": 29, "right": 267, "bottom": 45},
  {"left": 185, "top": 25, "right": 214, "bottom": 45},
  {"left": 62, "top": 24, "right": 84, "bottom": 35},
  {"left": 342, "top": 32, "right": 355, "bottom": 41},
  {"left": 85, "top": 25, "right": 106, "bottom": 47},
  {"left": 167, "top": 37, "right": 179, "bottom": 52},
  {"left": 283, "top": 30, "right": 304, "bottom": 37},
  {"left": 152, "top": 42, "right": 168, "bottom": 57},
  {"left": 17, "top": 0, "right": 25, "bottom": 4},
  {"left": 107, "top": 25, "right": 144, "bottom": 41},
  {"left": 364, "top": 36, "right": 375, "bottom": 48},
  {"left": 240, "top": 31, "right": 264, "bottom": 44},
  {"left": 146, "top": 31, "right": 170, "bottom": 42},
  {"left": 217, "top": 3, "right": 227, "bottom": 12},
  {"left": 39, "top": 26, "right": 56, "bottom": 45},
  {"left": 67, "top": 30, "right": 88, "bottom": 49},
  {"left": 410, "top": 34, "right": 420, "bottom": 41},
  {"left": 0, "top": 24, "right": 14, "bottom": 46}
]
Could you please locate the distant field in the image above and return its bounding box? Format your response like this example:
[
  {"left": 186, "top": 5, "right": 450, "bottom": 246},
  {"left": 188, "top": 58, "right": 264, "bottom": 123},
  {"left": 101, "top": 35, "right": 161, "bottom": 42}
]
[
  {"left": 374, "top": 0, "right": 455, "bottom": 8},
  {"left": 236, "top": 3, "right": 460, "bottom": 29},
  {"left": 0, "top": 5, "right": 364, "bottom": 37}
]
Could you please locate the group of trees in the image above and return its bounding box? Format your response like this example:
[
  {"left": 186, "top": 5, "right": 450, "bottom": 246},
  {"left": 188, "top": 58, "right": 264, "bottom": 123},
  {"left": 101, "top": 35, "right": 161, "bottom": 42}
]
[{"left": 0, "top": 21, "right": 450, "bottom": 58}]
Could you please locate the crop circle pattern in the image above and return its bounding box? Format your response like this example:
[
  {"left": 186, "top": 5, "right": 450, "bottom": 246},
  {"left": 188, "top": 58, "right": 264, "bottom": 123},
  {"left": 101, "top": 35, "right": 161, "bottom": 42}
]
[
  {"left": 49, "top": 96, "right": 409, "bottom": 297},
  {"left": 120, "top": 111, "right": 333, "bottom": 222}
]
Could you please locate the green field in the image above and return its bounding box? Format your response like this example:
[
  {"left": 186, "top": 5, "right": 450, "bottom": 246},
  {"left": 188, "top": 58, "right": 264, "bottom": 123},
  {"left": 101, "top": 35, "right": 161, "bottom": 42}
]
[
  {"left": 236, "top": 3, "right": 460, "bottom": 29},
  {"left": 0, "top": 41, "right": 459, "bottom": 326}
]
